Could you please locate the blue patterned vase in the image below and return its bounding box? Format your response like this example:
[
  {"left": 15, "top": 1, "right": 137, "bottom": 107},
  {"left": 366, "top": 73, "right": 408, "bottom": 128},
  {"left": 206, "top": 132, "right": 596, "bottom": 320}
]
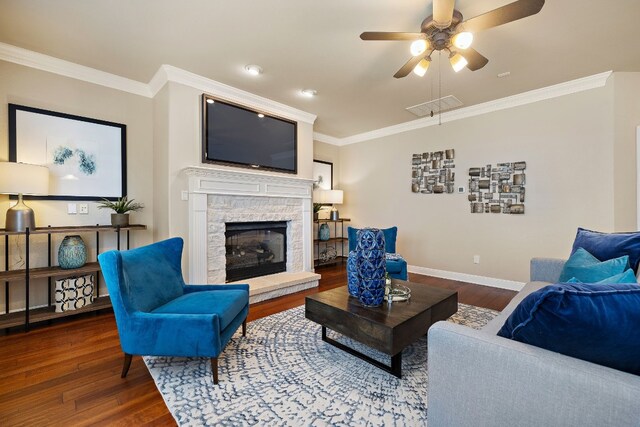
[
  {"left": 347, "top": 250, "right": 360, "bottom": 297},
  {"left": 318, "top": 223, "right": 330, "bottom": 241},
  {"left": 58, "top": 235, "right": 87, "bottom": 269},
  {"left": 356, "top": 228, "right": 386, "bottom": 307}
]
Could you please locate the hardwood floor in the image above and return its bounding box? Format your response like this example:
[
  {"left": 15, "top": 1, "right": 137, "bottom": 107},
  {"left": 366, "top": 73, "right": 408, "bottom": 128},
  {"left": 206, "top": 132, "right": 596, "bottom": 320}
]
[{"left": 0, "top": 264, "right": 516, "bottom": 426}]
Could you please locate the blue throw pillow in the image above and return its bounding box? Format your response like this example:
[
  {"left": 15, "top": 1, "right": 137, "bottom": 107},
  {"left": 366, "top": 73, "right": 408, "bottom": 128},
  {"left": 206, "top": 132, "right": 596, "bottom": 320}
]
[
  {"left": 497, "top": 283, "right": 640, "bottom": 375},
  {"left": 566, "top": 269, "right": 637, "bottom": 285},
  {"left": 347, "top": 226, "right": 397, "bottom": 253},
  {"left": 572, "top": 227, "right": 640, "bottom": 273},
  {"left": 558, "top": 248, "right": 628, "bottom": 282}
]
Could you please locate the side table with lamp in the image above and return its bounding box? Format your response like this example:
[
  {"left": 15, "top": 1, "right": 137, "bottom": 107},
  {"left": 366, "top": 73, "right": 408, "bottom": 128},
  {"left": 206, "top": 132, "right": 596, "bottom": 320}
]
[
  {"left": 315, "top": 189, "right": 344, "bottom": 220},
  {"left": 312, "top": 188, "right": 349, "bottom": 268}
]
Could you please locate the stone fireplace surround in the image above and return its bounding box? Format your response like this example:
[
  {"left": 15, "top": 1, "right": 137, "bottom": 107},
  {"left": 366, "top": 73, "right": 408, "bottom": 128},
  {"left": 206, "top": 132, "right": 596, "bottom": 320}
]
[{"left": 184, "top": 166, "right": 320, "bottom": 303}]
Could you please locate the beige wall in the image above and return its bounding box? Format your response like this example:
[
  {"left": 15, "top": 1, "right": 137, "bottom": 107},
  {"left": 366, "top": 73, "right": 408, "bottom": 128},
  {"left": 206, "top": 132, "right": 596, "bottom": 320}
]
[
  {"left": 152, "top": 84, "right": 170, "bottom": 242},
  {"left": 612, "top": 73, "right": 640, "bottom": 230},
  {"left": 337, "top": 78, "right": 621, "bottom": 283},
  {"left": 0, "top": 61, "right": 154, "bottom": 310}
]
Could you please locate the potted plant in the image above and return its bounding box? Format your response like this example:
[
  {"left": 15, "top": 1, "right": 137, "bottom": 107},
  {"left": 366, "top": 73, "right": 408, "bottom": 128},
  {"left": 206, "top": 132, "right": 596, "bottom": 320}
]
[
  {"left": 313, "top": 203, "right": 323, "bottom": 221},
  {"left": 97, "top": 197, "right": 144, "bottom": 227}
]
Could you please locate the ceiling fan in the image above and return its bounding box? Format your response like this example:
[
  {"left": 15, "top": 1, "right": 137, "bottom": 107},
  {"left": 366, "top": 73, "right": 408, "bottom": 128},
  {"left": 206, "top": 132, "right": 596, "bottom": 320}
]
[{"left": 360, "top": 0, "right": 545, "bottom": 78}]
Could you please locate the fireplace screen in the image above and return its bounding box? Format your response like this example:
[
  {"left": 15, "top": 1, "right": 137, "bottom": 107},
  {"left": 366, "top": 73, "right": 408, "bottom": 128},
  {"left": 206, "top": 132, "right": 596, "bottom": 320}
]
[{"left": 225, "top": 221, "right": 287, "bottom": 282}]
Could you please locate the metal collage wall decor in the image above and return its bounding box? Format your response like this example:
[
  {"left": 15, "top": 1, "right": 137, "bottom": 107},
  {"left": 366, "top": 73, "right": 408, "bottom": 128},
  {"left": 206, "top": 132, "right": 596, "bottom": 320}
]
[
  {"left": 468, "top": 162, "right": 526, "bottom": 214},
  {"left": 411, "top": 149, "right": 455, "bottom": 194}
]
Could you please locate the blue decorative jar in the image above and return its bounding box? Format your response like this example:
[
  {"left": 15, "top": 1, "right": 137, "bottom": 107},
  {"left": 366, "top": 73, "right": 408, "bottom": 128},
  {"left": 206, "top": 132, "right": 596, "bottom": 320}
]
[
  {"left": 318, "top": 223, "right": 330, "bottom": 241},
  {"left": 58, "top": 235, "right": 87, "bottom": 269},
  {"left": 347, "top": 250, "right": 360, "bottom": 297},
  {"left": 356, "top": 228, "right": 386, "bottom": 307}
]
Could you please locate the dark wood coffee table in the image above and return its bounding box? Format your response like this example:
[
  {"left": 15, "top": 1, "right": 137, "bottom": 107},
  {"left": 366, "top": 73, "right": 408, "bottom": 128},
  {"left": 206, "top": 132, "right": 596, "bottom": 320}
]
[{"left": 305, "top": 280, "right": 457, "bottom": 378}]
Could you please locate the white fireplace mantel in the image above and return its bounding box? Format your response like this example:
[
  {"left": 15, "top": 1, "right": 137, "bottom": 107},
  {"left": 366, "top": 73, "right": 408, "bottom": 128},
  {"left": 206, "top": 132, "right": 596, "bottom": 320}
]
[{"left": 183, "top": 166, "right": 315, "bottom": 285}]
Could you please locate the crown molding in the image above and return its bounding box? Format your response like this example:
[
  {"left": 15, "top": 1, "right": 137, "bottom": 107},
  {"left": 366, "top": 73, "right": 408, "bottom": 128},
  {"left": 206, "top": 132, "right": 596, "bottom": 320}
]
[
  {"left": 0, "top": 42, "right": 610, "bottom": 139},
  {"left": 313, "top": 132, "right": 345, "bottom": 146},
  {"left": 147, "top": 64, "right": 168, "bottom": 97},
  {"left": 322, "top": 70, "right": 613, "bottom": 146},
  {"left": 0, "top": 43, "right": 316, "bottom": 124},
  {"left": 0, "top": 42, "right": 152, "bottom": 97},
  {"left": 150, "top": 65, "right": 316, "bottom": 124}
]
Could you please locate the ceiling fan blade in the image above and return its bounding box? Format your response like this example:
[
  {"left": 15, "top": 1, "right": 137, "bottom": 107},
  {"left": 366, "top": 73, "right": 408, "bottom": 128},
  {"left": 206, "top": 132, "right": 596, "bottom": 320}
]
[
  {"left": 360, "top": 32, "right": 427, "bottom": 41},
  {"left": 394, "top": 54, "right": 426, "bottom": 79},
  {"left": 459, "top": 47, "right": 489, "bottom": 71},
  {"left": 461, "top": 0, "right": 544, "bottom": 33},
  {"left": 433, "top": 0, "right": 456, "bottom": 28}
]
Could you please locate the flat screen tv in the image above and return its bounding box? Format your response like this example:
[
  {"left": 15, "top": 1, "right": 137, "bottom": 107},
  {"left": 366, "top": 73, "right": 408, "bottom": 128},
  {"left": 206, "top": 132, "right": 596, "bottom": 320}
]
[{"left": 202, "top": 94, "right": 297, "bottom": 173}]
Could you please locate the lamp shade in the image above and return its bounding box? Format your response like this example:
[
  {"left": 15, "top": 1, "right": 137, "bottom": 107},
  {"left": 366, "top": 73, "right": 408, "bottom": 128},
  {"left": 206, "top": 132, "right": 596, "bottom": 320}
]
[
  {"left": 0, "top": 162, "right": 49, "bottom": 195},
  {"left": 449, "top": 52, "right": 468, "bottom": 73},
  {"left": 314, "top": 189, "right": 343, "bottom": 204},
  {"left": 452, "top": 32, "right": 473, "bottom": 49},
  {"left": 409, "top": 39, "right": 428, "bottom": 56},
  {"left": 413, "top": 58, "right": 431, "bottom": 77}
]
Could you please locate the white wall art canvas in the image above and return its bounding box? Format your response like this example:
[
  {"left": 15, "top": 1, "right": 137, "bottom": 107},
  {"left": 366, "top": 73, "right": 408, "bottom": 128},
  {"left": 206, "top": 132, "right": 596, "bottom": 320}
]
[
  {"left": 9, "top": 104, "right": 126, "bottom": 200},
  {"left": 313, "top": 160, "right": 333, "bottom": 190}
]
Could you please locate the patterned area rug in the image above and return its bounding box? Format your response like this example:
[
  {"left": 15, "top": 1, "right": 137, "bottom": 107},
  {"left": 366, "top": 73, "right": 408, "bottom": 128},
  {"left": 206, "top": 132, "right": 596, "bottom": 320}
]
[{"left": 144, "top": 303, "right": 498, "bottom": 426}]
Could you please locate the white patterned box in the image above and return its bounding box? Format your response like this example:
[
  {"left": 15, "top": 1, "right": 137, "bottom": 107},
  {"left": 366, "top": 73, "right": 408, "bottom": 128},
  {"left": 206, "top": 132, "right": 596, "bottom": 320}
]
[{"left": 54, "top": 274, "right": 95, "bottom": 313}]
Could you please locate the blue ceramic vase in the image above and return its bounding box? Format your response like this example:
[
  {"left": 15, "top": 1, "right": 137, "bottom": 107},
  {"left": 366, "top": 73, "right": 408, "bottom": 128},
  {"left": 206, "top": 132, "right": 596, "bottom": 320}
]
[
  {"left": 347, "top": 250, "right": 360, "bottom": 297},
  {"left": 356, "top": 228, "right": 386, "bottom": 307},
  {"left": 318, "top": 223, "right": 330, "bottom": 241},
  {"left": 58, "top": 235, "right": 87, "bottom": 269}
]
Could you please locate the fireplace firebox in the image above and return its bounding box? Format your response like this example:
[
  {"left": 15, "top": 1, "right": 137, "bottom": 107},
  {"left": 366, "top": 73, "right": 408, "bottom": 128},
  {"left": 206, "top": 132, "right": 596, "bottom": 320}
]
[{"left": 225, "top": 221, "right": 287, "bottom": 282}]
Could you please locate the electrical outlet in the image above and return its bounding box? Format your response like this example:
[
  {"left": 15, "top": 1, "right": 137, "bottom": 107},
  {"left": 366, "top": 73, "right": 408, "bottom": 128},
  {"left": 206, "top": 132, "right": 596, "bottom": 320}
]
[
  {"left": 473, "top": 255, "right": 480, "bottom": 264},
  {"left": 79, "top": 204, "right": 89, "bottom": 214},
  {"left": 181, "top": 191, "right": 189, "bottom": 201},
  {"left": 67, "top": 203, "right": 77, "bottom": 214}
]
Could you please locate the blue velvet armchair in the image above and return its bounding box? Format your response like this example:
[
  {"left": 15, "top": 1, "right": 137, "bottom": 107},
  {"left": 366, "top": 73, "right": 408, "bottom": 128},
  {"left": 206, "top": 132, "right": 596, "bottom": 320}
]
[
  {"left": 98, "top": 237, "right": 249, "bottom": 385},
  {"left": 348, "top": 226, "right": 408, "bottom": 280}
]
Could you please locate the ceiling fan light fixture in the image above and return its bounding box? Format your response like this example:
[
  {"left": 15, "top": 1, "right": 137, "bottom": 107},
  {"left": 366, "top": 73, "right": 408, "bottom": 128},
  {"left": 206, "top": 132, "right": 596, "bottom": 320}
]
[
  {"left": 452, "top": 32, "right": 473, "bottom": 49},
  {"left": 412, "top": 58, "right": 431, "bottom": 77},
  {"left": 409, "top": 39, "right": 428, "bottom": 56},
  {"left": 244, "top": 64, "right": 263, "bottom": 76},
  {"left": 449, "top": 52, "right": 468, "bottom": 73}
]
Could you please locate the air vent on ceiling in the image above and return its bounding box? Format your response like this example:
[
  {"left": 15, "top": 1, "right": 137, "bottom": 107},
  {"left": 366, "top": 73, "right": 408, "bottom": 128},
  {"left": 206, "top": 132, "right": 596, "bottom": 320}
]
[{"left": 406, "top": 95, "right": 463, "bottom": 117}]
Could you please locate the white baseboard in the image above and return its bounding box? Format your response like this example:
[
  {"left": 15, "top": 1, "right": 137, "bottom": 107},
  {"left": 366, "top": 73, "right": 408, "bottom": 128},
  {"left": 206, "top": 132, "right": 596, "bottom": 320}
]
[{"left": 408, "top": 265, "right": 525, "bottom": 292}]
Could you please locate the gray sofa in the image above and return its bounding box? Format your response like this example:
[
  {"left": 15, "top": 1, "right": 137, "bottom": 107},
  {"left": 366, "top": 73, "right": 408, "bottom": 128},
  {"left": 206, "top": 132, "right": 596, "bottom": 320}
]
[{"left": 427, "top": 258, "right": 640, "bottom": 427}]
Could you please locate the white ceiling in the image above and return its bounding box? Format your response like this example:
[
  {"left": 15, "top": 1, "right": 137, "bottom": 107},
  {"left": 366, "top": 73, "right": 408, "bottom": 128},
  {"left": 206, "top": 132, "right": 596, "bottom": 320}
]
[{"left": 1, "top": 0, "right": 640, "bottom": 139}]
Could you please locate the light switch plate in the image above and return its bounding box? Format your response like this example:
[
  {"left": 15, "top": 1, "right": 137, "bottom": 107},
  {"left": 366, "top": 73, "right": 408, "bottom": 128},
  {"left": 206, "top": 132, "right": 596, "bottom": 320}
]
[
  {"left": 67, "top": 203, "right": 77, "bottom": 214},
  {"left": 181, "top": 191, "right": 189, "bottom": 201}
]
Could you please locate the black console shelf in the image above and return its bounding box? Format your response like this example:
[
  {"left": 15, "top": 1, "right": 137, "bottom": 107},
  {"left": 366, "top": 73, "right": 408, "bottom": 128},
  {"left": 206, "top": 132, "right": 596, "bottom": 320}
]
[
  {"left": 313, "top": 218, "right": 350, "bottom": 268},
  {"left": 0, "top": 224, "right": 146, "bottom": 331}
]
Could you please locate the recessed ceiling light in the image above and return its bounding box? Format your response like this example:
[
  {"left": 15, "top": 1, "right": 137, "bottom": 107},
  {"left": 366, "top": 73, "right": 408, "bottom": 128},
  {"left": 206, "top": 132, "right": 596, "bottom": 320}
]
[
  {"left": 258, "top": 113, "right": 265, "bottom": 118},
  {"left": 244, "top": 64, "right": 263, "bottom": 76},
  {"left": 206, "top": 98, "right": 215, "bottom": 104},
  {"left": 301, "top": 89, "right": 317, "bottom": 97}
]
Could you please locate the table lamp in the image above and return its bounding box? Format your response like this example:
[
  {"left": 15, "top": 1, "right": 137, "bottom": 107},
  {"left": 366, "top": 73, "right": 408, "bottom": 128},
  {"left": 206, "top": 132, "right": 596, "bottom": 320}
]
[
  {"left": 315, "top": 189, "right": 344, "bottom": 220},
  {"left": 0, "top": 162, "right": 50, "bottom": 232}
]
